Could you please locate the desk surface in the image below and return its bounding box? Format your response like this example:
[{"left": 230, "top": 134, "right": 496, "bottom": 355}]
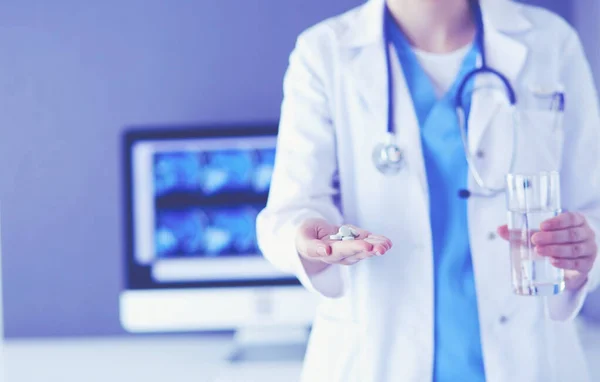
[
  {"left": 2, "top": 334, "right": 302, "bottom": 382},
  {"left": 3, "top": 319, "right": 600, "bottom": 382}
]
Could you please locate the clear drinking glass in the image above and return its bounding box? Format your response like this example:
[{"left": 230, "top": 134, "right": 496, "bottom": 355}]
[{"left": 505, "top": 171, "right": 565, "bottom": 296}]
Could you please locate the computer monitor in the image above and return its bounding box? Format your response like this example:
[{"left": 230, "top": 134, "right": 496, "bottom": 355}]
[{"left": 120, "top": 125, "right": 318, "bottom": 353}]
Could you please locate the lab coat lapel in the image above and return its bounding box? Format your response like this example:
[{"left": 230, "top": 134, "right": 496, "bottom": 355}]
[
  {"left": 348, "top": 43, "right": 389, "bottom": 141},
  {"left": 343, "top": 0, "right": 388, "bottom": 143},
  {"left": 467, "top": 2, "right": 529, "bottom": 154},
  {"left": 349, "top": 45, "right": 428, "bottom": 194},
  {"left": 345, "top": 0, "right": 427, "bottom": 195},
  {"left": 389, "top": 49, "right": 428, "bottom": 195}
]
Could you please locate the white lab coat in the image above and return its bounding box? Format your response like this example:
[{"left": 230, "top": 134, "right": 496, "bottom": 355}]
[{"left": 256, "top": 0, "right": 600, "bottom": 381}]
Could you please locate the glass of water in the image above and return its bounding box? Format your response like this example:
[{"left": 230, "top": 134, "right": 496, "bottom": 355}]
[{"left": 505, "top": 171, "right": 565, "bottom": 296}]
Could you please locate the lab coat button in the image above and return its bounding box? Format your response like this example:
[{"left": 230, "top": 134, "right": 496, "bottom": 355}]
[
  {"left": 476, "top": 150, "right": 485, "bottom": 159},
  {"left": 487, "top": 232, "right": 496, "bottom": 240},
  {"left": 499, "top": 315, "right": 509, "bottom": 324}
]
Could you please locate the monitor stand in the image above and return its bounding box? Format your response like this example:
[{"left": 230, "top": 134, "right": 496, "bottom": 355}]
[{"left": 227, "top": 325, "right": 310, "bottom": 363}]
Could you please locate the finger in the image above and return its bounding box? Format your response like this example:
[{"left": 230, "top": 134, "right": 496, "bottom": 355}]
[
  {"left": 301, "top": 239, "right": 332, "bottom": 259},
  {"left": 336, "top": 240, "right": 391, "bottom": 265},
  {"left": 330, "top": 237, "right": 388, "bottom": 263},
  {"left": 330, "top": 239, "right": 374, "bottom": 256},
  {"left": 316, "top": 240, "right": 374, "bottom": 264},
  {"left": 550, "top": 256, "right": 595, "bottom": 273},
  {"left": 532, "top": 226, "right": 593, "bottom": 245},
  {"left": 366, "top": 235, "right": 393, "bottom": 251},
  {"left": 364, "top": 237, "right": 391, "bottom": 253},
  {"left": 365, "top": 234, "right": 390, "bottom": 243},
  {"left": 322, "top": 249, "right": 371, "bottom": 265},
  {"left": 339, "top": 250, "right": 378, "bottom": 265},
  {"left": 540, "top": 212, "right": 585, "bottom": 231},
  {"left": 332, "top": 238, "right": 390, "bottom": 265},
  {"left": 535, "top": 241, "right": 597, "bottom": 259},
  {"left": 497, "top": 225, "right": 509, "bottom": 241}
]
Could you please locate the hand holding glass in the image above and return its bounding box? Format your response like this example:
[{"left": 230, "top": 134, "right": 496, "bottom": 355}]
[{"left": 505, "top": 171, "right": 565, "bottom": 296}]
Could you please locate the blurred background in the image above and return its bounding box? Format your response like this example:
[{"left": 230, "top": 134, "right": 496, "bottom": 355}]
[{"left": 0, "top": 0, "right": 599, "bottom": 381}]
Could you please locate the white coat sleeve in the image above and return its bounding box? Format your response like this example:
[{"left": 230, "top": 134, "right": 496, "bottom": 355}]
[
  {"left": 255, "top": 33, "right": 347, "bottom": 298},
  {"left": 547, "top": 28, "right": 600, "bottom": 321}
]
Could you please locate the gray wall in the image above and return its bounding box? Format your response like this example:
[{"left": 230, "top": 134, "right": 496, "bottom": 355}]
[{"left": 0, "top": 0, "right": 362, "bottom": 338}]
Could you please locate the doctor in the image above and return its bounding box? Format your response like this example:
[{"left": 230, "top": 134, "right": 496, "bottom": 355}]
[{"left": 257, "top": 0, "right": 600, "bottom": 381}]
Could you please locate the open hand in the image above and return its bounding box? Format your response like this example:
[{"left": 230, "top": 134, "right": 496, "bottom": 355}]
[
  {"left": 295, "top": 218, "right": 392, "bottom": 272},
  {"left": 498, "top": 212, "right": 597, "bottom": 291}
]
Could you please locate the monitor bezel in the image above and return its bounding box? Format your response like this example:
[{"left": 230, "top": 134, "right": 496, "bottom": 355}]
[{"left": 122, "top": 123, "right": 300, "bottom": 290}]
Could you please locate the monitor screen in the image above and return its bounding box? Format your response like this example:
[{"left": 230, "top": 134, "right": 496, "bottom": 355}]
[{"left": 124, "top": 126, "right": 297, "bottom": 290}]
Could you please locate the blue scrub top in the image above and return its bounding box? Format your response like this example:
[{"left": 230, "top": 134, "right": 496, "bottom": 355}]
[{"left": 385, "top": 8, "right": 486, "bottom": 382}]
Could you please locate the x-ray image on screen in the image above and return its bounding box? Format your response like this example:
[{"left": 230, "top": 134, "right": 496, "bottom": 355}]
[
  {"left": 248, "top": 148, "right": 274, "bottom": 194},
  {"left": 153, "top": 152, "right": 202, "bottom": 196},
  {"left": 153, "top": 148, "right": 275, "bottom": 197},
  {"left": 155, "top": 206, "right": 260, "bottom": 258},
  {"left": 128, "top": 131, "right": 289, "bottom": 285}
]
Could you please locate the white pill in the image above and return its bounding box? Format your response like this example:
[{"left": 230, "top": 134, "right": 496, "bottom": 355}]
[
  {"left": 342, "top": 236, "right": 355, "bottom": 241},
  {"left": 329, "top": 234, "right": 343, "bottom": 240},
  {"left": 349, "top": 227, "right": 359, "bottom": 236},
  {"left": 338, "top": 226, "right": 353, "bottom": 237}
]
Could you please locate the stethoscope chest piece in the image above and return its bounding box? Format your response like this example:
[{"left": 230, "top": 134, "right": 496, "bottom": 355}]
[{"left": 372, "top": 141, "right": 404, "bottom": 174}]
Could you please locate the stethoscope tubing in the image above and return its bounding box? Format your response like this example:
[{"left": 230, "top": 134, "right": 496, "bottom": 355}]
[{"left": 375, "top": 1, "right": 519, "bottom": 197}]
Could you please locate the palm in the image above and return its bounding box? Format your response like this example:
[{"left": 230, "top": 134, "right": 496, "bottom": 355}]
[{"left": 296, "top": 219, "right": 393, "bottom": 266}]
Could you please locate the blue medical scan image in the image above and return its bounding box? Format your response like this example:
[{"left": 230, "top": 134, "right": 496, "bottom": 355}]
[
  {"left": 153, "top": 152, "right": 202, "bottom": 196},
  {"left": 155, "top": 206, "right": 260, "bottom": 258},
  {"left": 151, "top": 145, "right": 275, "bottom": 259},
  {"left": 153, "top": 148, "right": 275, "bottom": 197}
]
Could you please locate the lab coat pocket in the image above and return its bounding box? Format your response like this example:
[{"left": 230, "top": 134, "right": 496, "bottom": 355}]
[
  {"left": 301, "top": 315, "right": 360, "bottom": 382},
  {"left": 511, "top": 109, "right": 564, "bottom": 174}
]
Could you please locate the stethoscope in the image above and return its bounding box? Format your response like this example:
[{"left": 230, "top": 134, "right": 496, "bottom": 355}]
[{"left": 372, "top": 2, "right": 517, "bottom": 199}]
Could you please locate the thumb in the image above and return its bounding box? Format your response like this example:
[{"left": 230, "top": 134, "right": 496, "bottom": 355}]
[
  {"left": 296, "top": 218, "right": 337, "bottom": 259},
  {"left": 305, "top": 239, "right": 332, "bottom": 259},
  {"left": 296, "top": 236, "right": 331, "bottom": 259},
  {"left": 497, "top": 225, "right": 510, "bottom": 241}
]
